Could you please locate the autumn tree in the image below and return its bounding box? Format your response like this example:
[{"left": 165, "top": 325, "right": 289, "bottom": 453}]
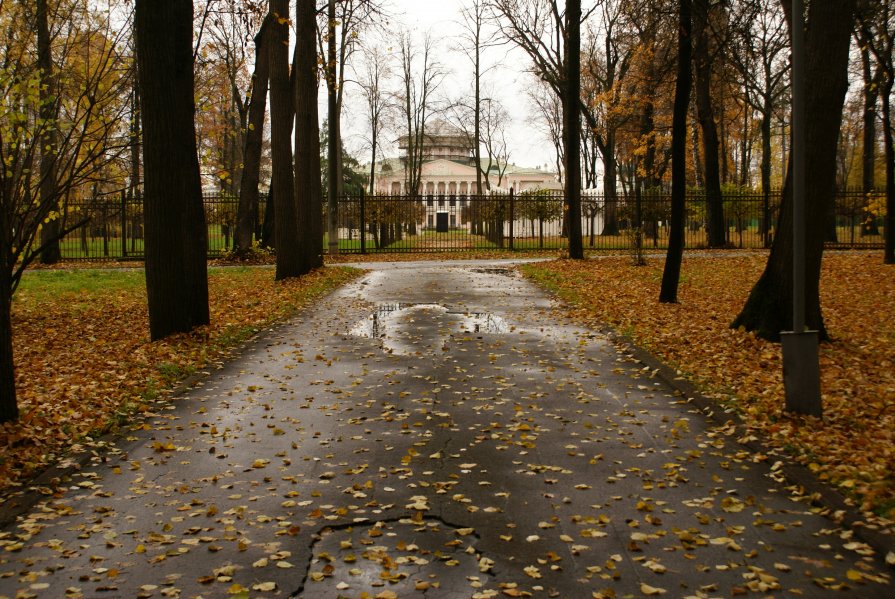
[
  {"left": 318, "top": 0, "right": 386, "bottom": 253},
  {"left": 265, "top": 0, "right": 303, "bottom": 278},
  {"left": 855, "top": 22, "right": 882, "bottom": 237},
  {"left": 564, "top": 0, "right": 584, "bottom": 257},
  {"left": 235, "top": 15, "right": 273, "bottom": 253},
  {"left": 728, "top": 0, "right": 788, "bottom": 246},
  {"left": 135, "top": 0, "right": 209, "bottom": 339},
  {"left": 660, "top": 0, "right": 693, "bottom": 304},
  {"left": 693, "top": 0, "right": 727, "bottom": 247},
  {"left": 36, "top": 0, "right": 61, "bottom": 264},
  {"left": 580, "top": 0, "right": 636, "bottom": 235},
  {"left": 857, "top": 0, "right": 895, "bottom": 264},
  {"left": 489, "top": 0, "right": 598, "bottom": 258},
  {"left": 0, "top": 0, "right": 131, "bottom": 421},
  {"left": 733, "top": 0, "right": 858, "bottom": 339}
]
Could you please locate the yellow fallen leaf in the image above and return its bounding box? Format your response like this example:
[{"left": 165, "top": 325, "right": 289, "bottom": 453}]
[{"left": 640, "top": 582, "right": 666, "bottom": 595}]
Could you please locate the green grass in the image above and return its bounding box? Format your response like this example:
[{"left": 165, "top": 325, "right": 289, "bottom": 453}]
[{"left": 16, "top": 269, "right": 145, "bottom": 302}]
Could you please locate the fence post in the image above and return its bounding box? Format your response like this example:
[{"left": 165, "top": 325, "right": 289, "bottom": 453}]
[
  {"left": 121, "top": 190, "right": 127, "bottom": 258},
  {"left": 360, "top": 189, "right": 366, "bottom": 255},
  {"left": 509, "top": 188, "right": 515, "bottom": 250}
]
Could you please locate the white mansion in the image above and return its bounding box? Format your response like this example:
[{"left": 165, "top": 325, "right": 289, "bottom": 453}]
[{"left": 373, "top": 121, "right": 562, "bottom": 197}]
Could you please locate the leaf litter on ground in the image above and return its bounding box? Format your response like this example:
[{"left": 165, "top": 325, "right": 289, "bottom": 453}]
[
  {"left": 0, "top": 266, "right": 361, "bottom": 492},
  {"left": 522, "top": 253, "right": 895, "bottom": 523}
]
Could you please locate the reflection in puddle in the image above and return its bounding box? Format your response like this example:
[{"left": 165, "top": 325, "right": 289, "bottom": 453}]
[{"left": 350, "top": 303, "right": 508, "bottom": 340}]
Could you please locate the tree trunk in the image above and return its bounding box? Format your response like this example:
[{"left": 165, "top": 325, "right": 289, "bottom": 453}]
[
  {"left": 0, "top": 236, "right": 17, "bottom": 422},
  {"left": 565, "top": 0, "right": 583, "bottom": 259},
  {"left": 261, "top": 189, "right": 275, "bottom": 249},
  {"left": 136, "top": 0, "right": 209, "bottom": 340},
  {"left": 861, "top": 44, "right": 880, "bottom": 192},
  {"left": 37, "top": 0, "right": 61, "bottom": 265},
  {"left": 882, "top": 76, "right": 895, "bottom": 263},
  {"left": 660, "top": 0, "right": 693, "bottom": 304},
  {"left": 693, "top": 0, "right": 726, "bottom": 247},
  {"left": 861, "top": 44, "right": 882, "bottom": 236},
  {"left": 235, "top": 16, "right": 272, "bottom": 254},
  {"left": 732, "top": 0, "right": 856, "bottom": 340},
  {"left": 600, "top": 131, "right": 620, "bottom": 236},
  {"left": 326, "top": 0, "right": 340, "bottom": 256},
  {"left": 269, "top": 0, "right": 302, "bottom": 279},
  {"left": 369, "top": 126, "right": 377, "bottom": 195},
  {"left": 760, "top": 101, "right": 773, "bottom": 246},
  {"left": 295, "top": 0, "right": 324, "bottom": 272},
  {"left": 474, "top": 34, "right": 484, "bottom": 195}
]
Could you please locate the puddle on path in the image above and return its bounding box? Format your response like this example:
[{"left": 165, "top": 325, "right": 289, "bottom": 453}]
[{"left": 350, "top": 303, "right": 508, "bottom": 340}]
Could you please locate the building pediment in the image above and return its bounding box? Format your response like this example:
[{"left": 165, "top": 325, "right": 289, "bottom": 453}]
[{"left": 421, "top": 159, "right": 478, "bottom": 177}]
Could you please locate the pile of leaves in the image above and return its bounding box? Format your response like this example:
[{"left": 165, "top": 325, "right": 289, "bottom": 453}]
[
  {"left": 522, "top": 253, "right": 895, "bottom": 521},
  {"left": 0, "top": 266, "right": 360, "bottom": 491}
]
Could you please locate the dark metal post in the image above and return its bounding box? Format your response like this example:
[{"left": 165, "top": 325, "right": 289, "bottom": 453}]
[
  {"left": 121, "top": 190, "right": 127, "bottom": 258},
  {"left": 782, "top": 0, "right": 822, "bottom": 417},
  {"left": 360, "top": 189, "right": 366, "bottom": 255},
  {"left": 509, "top": 187, "right": 515, "bottom": 250}
]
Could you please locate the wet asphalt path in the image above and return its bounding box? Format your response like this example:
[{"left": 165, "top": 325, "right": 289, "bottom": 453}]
[{"left": 0, "top": 260, "right": 891, "bottom": 598}]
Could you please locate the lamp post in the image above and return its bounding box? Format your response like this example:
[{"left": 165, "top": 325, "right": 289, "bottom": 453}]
[{"left": 781, "top": 0, "right": 822, "bottom": 417}]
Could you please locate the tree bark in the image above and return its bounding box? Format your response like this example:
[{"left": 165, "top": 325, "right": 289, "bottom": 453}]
[
  {"left": 37, "top": 0, "right": 61, "bottom": 264},
  {"left": 295, "top": 0, "right": 324, "bottom": 272},
  {"left": 760, "top": 98, "right": 772, "bottom": 246},
  {"left": 326, "top": 0, "right": 340, "bottom": 255},
  {"left": 0, "top": 236, "right": 17, "bottom": 422},
  {"left": 882, "top": 75, "right": 895, "bottom": 263},
  {"left": 136, "top": 0, "right": 209, "bottom": 341},
  {"left": 660, "top": 0, "right": 693, "bottom": 304},
  {"left": 732, "top": 0, "right": 857, "bottom": 340},
  {"left": 235, "top": 16, "right": 272, "bottom": 255},
  {"left": 565, "top": 0, "right": 583, "bottom": 259},
  {"left": 269, "top": 0, "right": 302, "bottom": 279},
  {"left": 693, "top": 0, "right": 726, "bottom": 247}
]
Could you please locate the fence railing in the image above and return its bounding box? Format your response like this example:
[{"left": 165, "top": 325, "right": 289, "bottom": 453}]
[{"left": 43, "top": 189, "right": 887, "bottom": 260}]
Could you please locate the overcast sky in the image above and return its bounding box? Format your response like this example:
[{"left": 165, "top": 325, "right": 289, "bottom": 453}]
[{"left": 334, "top": 0, "right": 557, "bottom": 171}]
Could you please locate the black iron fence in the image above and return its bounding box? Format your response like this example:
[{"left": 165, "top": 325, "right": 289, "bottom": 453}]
[{"left": 45, "top": 188, "right": 886, "bottom": 260}]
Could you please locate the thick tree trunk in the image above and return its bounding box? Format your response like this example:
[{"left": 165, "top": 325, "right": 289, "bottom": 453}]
[
  {"left": 269, "top": 0, "right": 302, "bottom": 279},
  {"left": 733, "top": 0, "right": 856, "bottom": 340},
  {"left": 37, "top": 0, "right": 61, "bottom": 264},
  {"left": 326, "top": 0, "right": 340, "bottom": 256},
  {"left": 660, "top": 0, "right": 693, "bottom": 304},
  {"left": 235, "top": 17, "right": 272, "bottom": 255},
  {"left": 565, "top": 0, "right": 583, "bottom": 259},
  {"left": 861, "top": 45, "right": 882, "bottom": 236},
  {"left": 0, "top": 242, "right": 17, "bottom": 422},
  {"left": 862, "top": 46, "right": 879, "bottom": 191},
  {"left": 601, "top": 131, "right": 620, "bottom": 236},
  {"left": 883, "top": 78, "right": 895, "bottom": 264},
  {"left": 693, "top": 0, "right": 726, "bottom": 248},
  {"left": 136, "top": 0, "right": 209, "bottom": 340},
  {"left": 294, "top": 0, "right": 324, "bottom": 272}
]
